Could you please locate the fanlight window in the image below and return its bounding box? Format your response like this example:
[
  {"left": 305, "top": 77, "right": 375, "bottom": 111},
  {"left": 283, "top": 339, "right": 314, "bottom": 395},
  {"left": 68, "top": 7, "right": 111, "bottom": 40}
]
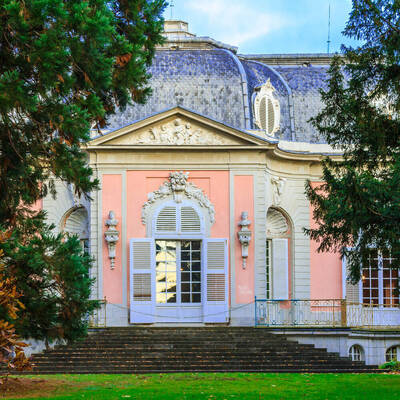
[
  {"left": 155, "top": 203, "right": 202, "bottom": 235},
  {"left": 254, "top": 79, "right": 280, "bottom": 136},
  {"left": 349, "top": 345, "right": 364, "bottom": 362}
]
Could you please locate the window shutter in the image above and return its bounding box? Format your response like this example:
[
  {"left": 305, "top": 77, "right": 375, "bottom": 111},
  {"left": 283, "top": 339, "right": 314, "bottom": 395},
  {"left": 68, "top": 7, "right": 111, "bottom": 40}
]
[
  {"left": 346, "top": 281, "right": 360, "bottom": 303},
  {"left": 156, "top": 206, "right": 177, "bottom": 233},
  {"left": 267, "top": 97, "right": 275, "bottom": 134},
  {"left": 259, "top": 97, "right": 267, "bottom": 130},
  {"left": 272, "top": 238, "right": 289, "bottom": 300},
  {"left": 130, "top": 238, "right": 155, "bottom": 323},
  {"left": 203, "top": 239, "right": 228, "bottom": 323},
  {"left": 180, "top": 206, "right": 201, "bottom": 233},
  {"left": 342, "top": 255, "right": 361, "bottom": 303}
]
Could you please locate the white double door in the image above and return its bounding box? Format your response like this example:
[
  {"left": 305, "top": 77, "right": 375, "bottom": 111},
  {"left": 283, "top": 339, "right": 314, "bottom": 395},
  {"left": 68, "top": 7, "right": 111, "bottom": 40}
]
[{"left": 130, "top": 238, "right": 228, "bottom": 324}]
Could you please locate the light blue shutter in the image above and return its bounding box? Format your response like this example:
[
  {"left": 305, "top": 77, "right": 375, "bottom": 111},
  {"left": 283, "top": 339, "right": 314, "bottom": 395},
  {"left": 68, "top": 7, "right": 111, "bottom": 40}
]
[
  {"left": 272, "top": 238, "right": 289, "bottom": 300},
  {"left": 203, "top": 239, "right": 228, "bottom": 323},
  {"left": 130, "top": 238, "right": 155, "bottom": 323}
]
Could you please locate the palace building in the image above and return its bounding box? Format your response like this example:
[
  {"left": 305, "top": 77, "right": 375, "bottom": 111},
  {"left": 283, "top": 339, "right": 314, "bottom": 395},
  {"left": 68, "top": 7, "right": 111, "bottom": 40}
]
[{"left": 38, "top": 21, "right": 399, "bottom": 365}]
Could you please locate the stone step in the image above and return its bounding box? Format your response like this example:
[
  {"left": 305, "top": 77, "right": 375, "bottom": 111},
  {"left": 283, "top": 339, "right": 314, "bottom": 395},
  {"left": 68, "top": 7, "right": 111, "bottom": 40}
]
[{"left": 25, "top": 327, "right": 379, "bottom": 374}]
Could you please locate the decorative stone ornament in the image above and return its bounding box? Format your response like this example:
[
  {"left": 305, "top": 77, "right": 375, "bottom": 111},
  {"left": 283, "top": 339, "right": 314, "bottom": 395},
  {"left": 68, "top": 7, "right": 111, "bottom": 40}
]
[
  {"left": 253, "top": 79, "right": 280, "bottom": 136},
  {"left": 104, "top": 211, "right": 119, "bottom": 270},
  {"left": 142, "top": 171, "right": 215, "bottom": 224},
  {"left": 169, "top": 171, "right": 189, "bottom": 203},
  {"left": 68, "top": 183, "right": 82, "bottom": 207},
  {"left": 135, "top": 118, "right": 237, "bottom": 145},
  {"left": 237, "top": 212, "right": 252, "bottom": 269},
  {"left": 266, "top": 208, "right": 289, "bottom": 236},
  {"left": 270, "top": 176, "right": 286, "bottom": 206}
]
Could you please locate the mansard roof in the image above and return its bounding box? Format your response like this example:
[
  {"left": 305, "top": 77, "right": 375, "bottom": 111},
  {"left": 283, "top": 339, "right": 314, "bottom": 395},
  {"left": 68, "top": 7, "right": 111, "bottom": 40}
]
[{"left": 103, "top": 21, "right": 334, "bottom": 145}]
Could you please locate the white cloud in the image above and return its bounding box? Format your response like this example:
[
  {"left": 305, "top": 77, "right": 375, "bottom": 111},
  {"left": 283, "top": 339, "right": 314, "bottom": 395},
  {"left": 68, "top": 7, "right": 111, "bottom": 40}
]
[{"left": 184, "top": 0, "right": 290, "bottom": 47}]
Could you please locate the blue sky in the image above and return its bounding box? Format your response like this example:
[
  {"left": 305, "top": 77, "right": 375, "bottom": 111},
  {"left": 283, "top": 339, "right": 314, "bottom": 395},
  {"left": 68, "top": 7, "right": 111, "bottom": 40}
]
[{"left": 164, "top": 0, "right": 362, "bottom": 54}]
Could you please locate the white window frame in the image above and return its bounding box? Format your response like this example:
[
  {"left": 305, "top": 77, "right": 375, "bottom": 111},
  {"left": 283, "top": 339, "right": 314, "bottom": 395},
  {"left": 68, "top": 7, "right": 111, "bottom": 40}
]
[
  {"left": 342, "top": 249, "right": 400, "bottom": 309},
  {"left": 386, "top": 346, "right": 400, "bottom": 362},
  {"left": 349, "top": 344, "right": 364, "bottom": 362},
  {"left": 152, "top": 201, "right": 206, "bottom": 308}
]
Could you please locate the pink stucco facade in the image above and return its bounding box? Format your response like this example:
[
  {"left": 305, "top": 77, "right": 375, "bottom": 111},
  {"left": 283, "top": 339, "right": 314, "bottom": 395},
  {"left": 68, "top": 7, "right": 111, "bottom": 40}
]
[
  {"left": 234, "top": 175, "right": 255, "bottom": 304},
  {"left": 102, "top": 170, "right": 237, "bottom": 307},
  {"left": 102, "top": 174, "right": 123, "bottom": 304},
  {"left": 309, "top": 182, "right": 343, "bottom": 300}
]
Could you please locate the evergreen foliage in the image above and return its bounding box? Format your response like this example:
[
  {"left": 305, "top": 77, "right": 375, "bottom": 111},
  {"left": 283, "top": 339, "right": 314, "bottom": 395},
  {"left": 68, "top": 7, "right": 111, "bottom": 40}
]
[
  {"left": 0, "top": 0, "right": 166, "bottom": 224},
  {"left": 0, "top": 213, "right": 99, "bottom": 342},
  {"left": 0, "top": 232, "right": 31, "bottom": 375},
  {"left": 306, "top": 0, "right": 400, "bottom": 283},
  {"left": 0, "top": 0, "right": 166, "bottom": 343}
]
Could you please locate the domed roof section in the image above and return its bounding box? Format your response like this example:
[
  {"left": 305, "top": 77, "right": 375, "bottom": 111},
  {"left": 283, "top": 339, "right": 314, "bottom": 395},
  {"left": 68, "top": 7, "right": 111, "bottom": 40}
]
[
  {"left": 274, "top": 65, "right": 330, "bottom": 143},
  {"left": 240, "top": 59, "right": 293, "bottom": 140},
  {"left": 106, "top": 21, "right": 249, "bottom": 131},
  {"left": 105, "top": 21, "right": 333, "bottom": 145},
  {"left": 106, "top": 49, "right": 248, "bottom": 131}
]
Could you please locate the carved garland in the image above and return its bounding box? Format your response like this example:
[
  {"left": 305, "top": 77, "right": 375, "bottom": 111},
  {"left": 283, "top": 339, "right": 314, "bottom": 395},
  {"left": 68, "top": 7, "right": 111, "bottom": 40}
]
[{"left": 141, "top": 171, "right": 215, "bottom": 224}]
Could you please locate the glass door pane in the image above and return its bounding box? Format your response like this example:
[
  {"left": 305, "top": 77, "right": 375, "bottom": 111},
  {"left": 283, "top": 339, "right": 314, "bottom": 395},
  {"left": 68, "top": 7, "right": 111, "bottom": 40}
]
[
  {"left": 180, "top": 241, "right": 201, "bottom": 303},
  {"left": 155, "top": 240, "right": 202, "bottom": 305},
  {"left": 155, "top": 240, "right": 177, "bottom": 304}
]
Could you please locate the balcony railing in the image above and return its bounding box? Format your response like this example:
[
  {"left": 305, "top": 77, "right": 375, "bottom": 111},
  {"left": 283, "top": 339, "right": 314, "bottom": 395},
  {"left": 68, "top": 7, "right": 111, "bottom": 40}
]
[{"left": 255, "top": 298, "right": 400, "bottom": 328}]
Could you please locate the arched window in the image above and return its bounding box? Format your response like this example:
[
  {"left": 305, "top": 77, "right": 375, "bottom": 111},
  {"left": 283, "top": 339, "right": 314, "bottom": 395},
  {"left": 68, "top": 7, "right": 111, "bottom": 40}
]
[
  {"left": 253, "top": 79, "right": 280, "bottom": 135},
  {"left": 349, "top": 345, "right": 364, "bottom": 362},
  {"left": 154, "top": 202, "right": 203, "bottom": 236},
  {"left": 386, "top": 346, "right": 399, "bottom": 362},
  {"left": 61, "top": 206, "right": 89, "bottom": 253},
  {"left": 266, "top": 208, "right": 291, "bottom": 300}
]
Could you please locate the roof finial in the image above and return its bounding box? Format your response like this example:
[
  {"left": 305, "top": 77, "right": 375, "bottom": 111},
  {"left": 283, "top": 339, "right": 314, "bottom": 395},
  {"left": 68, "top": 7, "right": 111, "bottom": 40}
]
[
  {"left": 327, "top": 3, "right": 331, "bottom": 54},
  {"left": 170, "top": 0, "right": 174, "bottom": 19}
]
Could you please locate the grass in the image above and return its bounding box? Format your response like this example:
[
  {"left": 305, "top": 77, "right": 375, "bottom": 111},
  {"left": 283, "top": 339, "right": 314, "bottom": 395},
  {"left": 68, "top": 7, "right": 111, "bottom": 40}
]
[{"left": 1, "top": 373, "right": 399, "bottom": 400}]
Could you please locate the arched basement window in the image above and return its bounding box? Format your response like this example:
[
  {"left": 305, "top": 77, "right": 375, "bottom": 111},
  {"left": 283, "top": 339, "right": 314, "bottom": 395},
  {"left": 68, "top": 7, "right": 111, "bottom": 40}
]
[
  {"left": 386, "top": 346, "right": 399, "bottom": 362},
  {"left": 266, "top": 208, "right": 291, "bottom": 300},
  {"left": 349, "top": 345, "right": 364, "bottom": 362}
]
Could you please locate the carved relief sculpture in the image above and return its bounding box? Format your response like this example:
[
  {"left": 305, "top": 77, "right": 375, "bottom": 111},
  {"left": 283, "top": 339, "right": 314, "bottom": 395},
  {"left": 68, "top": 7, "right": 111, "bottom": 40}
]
[
  {"left": 68, "top": 183, "right": 82, "bottom": 207},
  {"left": 142, "top": 171, "right": 215, "bottom": 224},
  {"left": 270, "top": 176, "right": 286, "bottom": 206},
  {"left": 135, "top": 118, "right": 237, "bottom": 145}
]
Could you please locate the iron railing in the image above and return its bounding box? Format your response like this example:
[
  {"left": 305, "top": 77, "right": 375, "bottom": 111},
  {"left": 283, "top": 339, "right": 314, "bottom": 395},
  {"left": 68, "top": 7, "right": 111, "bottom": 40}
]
[{"left": 255, "top": 298, "right": 400, "bottom": 328}]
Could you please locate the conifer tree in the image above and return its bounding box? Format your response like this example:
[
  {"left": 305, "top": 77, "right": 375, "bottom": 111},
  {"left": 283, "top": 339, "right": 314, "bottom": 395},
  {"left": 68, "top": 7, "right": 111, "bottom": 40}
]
[
  {"left": 306, "top": 0, "right": 400, "bottom": 283},
  {"left": 0, "top": 0, "right": 166, "bottom": 224},
  {"left": 0, "top": 213, "right": 98, "bottom": 343},
  {"left": 0, "top": 0, "right": 166, "bottom": 342}
]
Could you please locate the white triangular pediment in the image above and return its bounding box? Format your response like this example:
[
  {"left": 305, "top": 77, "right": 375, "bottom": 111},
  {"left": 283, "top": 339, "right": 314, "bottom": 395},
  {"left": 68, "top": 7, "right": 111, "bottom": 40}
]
[{"left": 88, "top": 108, "right": 268, "bottom": 147}]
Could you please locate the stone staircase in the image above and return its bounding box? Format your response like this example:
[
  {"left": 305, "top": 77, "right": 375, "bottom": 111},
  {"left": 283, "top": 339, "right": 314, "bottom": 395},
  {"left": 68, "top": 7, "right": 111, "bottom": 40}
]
[{"left": 27, "top": 327, "right": 380, "bottom": 374}]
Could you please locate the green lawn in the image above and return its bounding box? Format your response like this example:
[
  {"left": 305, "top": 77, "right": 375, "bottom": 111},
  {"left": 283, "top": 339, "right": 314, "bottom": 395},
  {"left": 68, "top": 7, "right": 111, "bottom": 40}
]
[{"left": 3, "top": 373, "right": 400, "bottom": 400}]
